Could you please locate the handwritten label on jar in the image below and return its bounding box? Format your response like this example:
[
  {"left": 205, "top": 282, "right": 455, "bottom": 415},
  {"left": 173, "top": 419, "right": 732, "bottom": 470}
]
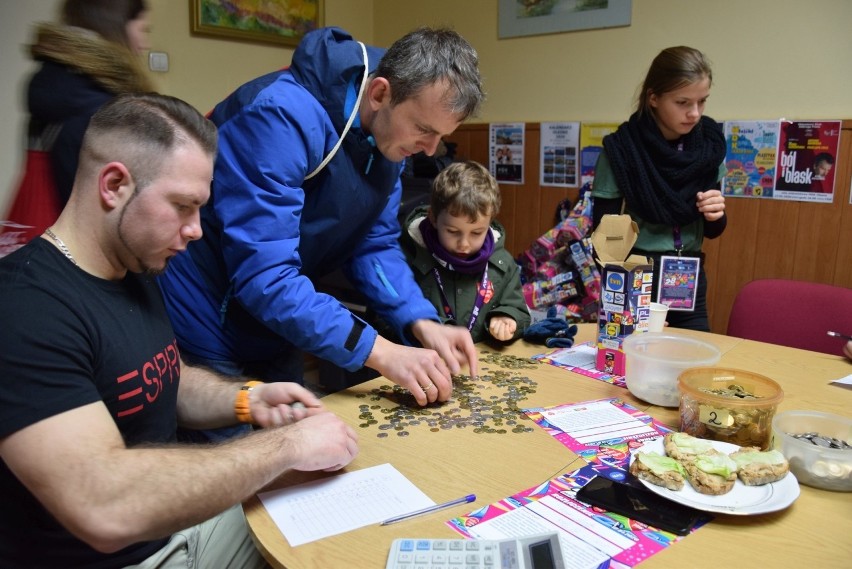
[{"left": 699, "top": 405, "right": 734, "bottom": 428}]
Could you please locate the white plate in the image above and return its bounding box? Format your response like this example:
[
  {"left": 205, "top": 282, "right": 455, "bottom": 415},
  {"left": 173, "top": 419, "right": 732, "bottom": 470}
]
[{"left": 630, "top": 438, "right": 800, "bottom": 515}]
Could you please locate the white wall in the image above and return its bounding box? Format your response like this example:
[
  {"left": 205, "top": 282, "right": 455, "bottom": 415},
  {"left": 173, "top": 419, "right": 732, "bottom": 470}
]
[{"left": 0, "top": 0, "right": 60, "bottom": 213}]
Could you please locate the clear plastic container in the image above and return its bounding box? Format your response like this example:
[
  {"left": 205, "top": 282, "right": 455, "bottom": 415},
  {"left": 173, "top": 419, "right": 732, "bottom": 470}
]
[
  {"left": 772, "top": 410, "right": 852, "bottom": 491},
  {"left": 678, "top": 367, "right": 783, "bottom": 450},
  {"left": 621, "top": 333, "right": 721, "bottom": 407}
]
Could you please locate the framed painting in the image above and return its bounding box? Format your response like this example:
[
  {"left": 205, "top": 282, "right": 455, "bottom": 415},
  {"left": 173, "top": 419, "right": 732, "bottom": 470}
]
[
  {"left": 499, "top": 0, "right": 631, "bottom": 39},
  {"left": 190, "top": 0, "right": 323, "bottom": 47}
]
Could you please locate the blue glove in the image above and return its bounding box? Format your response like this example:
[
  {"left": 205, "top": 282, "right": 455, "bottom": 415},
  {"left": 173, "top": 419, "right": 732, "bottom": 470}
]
[{"left": 524, "top": 307, "right": 578, "bottom": 348}]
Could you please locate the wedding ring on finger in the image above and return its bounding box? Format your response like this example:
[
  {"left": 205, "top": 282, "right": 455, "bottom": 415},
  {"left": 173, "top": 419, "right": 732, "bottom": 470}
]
[{"left": 421, "top": 383, "right": 434, "bottom": 393}]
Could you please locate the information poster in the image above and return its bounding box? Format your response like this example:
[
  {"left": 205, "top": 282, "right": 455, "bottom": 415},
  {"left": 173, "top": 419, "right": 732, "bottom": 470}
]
[
  {"left": 489, "top": 122, "right": 525, "bottom": 184},
  {"left": 579, "top": 122, "right": 619, "bottom": 187},
  {"left": 540, "top": 121, "right": 580, "bottom": 187},
  {"left": 773, "top": 120, "right": 841, "bottom": 203},
  {"left": 721, "top": 120, "right": 779, "bottom": 198}
]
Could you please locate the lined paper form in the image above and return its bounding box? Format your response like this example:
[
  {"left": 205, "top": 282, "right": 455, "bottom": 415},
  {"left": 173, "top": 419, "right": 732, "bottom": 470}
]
[{"left": 257, "top": 463, "right": 435, "bottom": 546}]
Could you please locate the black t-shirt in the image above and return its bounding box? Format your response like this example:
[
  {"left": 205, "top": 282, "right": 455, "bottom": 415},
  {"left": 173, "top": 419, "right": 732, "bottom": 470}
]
[{"left": 0, "top": 239, "right": 178, "bottom": 568}]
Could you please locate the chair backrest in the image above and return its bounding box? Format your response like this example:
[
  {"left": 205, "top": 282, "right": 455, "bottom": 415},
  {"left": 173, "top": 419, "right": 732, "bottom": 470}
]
[{"left": 727, "top": 279, "right": 852, "bottom": 356}]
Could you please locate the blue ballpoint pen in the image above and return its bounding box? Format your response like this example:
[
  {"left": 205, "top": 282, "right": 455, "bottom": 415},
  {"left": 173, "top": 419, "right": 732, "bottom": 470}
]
[{"left": 380, "top": 494, "right": 476, "bottom": 526}]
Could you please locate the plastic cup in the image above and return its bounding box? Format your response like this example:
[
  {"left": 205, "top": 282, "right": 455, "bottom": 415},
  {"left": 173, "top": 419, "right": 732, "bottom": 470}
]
[{"left": 648, "top": 302, "right": 669, "bottom": 332}]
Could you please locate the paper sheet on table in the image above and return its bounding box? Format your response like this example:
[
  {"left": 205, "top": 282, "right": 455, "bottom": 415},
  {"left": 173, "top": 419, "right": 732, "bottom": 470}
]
[
  {"left": 257, "top": 463, "right": 435, "bottom": 546},
  {"left": 831, "top": 374, "right": 852, "bottom": 389}
]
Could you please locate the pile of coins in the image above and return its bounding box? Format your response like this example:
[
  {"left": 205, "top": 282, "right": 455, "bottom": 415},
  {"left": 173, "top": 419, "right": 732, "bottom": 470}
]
[
  {"left": 355, "top": 350, "right": 541, "bottom": 438},
  {"left": 698, "top": 383, "right": 763, "bottom": 399},
  {"left": 787, "top": 432, "right": 852, "bottom": 450}
]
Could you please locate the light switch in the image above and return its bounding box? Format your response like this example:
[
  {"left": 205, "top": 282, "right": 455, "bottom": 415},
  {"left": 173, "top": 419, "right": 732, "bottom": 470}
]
[{"left": 148, "top": 51, "right": 169, "bottom": 72}]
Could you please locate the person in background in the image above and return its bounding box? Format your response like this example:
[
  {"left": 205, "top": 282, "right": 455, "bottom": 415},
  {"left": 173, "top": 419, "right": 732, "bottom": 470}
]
[
  {"left": 591, "top": 46, "right": 727, "bottom": 331},
  {"left": 400, "top": 160, "right": 530, "bottom": 344},
  {"left": 158, "top": 26, "right": 485, "bottom": 439},
  {"left": 843, "top": 340, "right": 852, "bottom": 361},
  {"left": 28, "top": 0, "right": 153, "bottom": 208},
  {"left": 0, "top": 94, "right": 358, "bottom": 569}
]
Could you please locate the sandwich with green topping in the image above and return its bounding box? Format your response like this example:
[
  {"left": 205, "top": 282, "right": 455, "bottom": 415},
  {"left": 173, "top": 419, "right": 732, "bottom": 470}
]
[
  {"left": 663, "top": 432, "right": 718, "bottom": 463},
  {"left": 729, "top": 448, "right": 790, "bottom": 485},
  {"left": 629, "top": 451, "right": 687, "bottom": 490},
  {"left": 684, "top": 453, "right": 738, "bottom": 495}
]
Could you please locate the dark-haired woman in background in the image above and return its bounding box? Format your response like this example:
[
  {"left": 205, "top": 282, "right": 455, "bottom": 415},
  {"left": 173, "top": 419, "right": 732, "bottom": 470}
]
[
  {"left": 27, "top": 0, "right": 153, "bottom": 207},
  {"left": 591, "top": 46, "right": 727, "bottom": 331}
]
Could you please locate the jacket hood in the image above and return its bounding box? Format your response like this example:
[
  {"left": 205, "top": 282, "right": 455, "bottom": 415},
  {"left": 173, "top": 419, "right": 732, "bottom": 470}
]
[
  {"left": 290, "top": 27, "right": 385, "bottom": 134},
  {"left": 28, "top": 23, "right": 153, "bottom": 121},
  {"left": 405, "top": 205, "right": 505, "bottom": 249}
]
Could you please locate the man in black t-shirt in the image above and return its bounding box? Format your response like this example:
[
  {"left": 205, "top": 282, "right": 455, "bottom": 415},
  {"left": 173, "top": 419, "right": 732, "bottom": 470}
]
[{"left": 0, "top": 94, "right": 359, "bottom": 568}]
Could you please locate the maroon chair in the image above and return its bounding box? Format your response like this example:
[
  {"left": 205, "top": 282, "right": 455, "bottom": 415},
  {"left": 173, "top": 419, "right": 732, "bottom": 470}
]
[{"left": 727, "top": 279, "right": 852, "bottom": 356}]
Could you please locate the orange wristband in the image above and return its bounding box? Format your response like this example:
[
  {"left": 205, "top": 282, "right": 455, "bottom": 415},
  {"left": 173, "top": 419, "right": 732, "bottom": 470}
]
[{"left": 235, "top": 381, "right": 264, "bottom": 424}]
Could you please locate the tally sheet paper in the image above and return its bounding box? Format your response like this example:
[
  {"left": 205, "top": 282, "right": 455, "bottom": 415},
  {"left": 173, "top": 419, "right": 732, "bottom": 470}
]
[{"left": 258, "top": 463, "right": 434, "bottom": 546}]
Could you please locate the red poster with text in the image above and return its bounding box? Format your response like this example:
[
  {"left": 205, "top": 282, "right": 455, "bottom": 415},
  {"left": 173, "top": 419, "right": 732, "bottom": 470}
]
[{"left": 774, "top": 120, "right": 840, "bottom": 203}]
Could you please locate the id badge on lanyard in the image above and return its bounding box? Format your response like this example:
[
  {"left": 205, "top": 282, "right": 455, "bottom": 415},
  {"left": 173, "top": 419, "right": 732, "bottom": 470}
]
[
  {"left": 657, "top": 225, "right": 700, "bottom": 311},
  {"left": 658, "top": 255, "right": 700, "bottom": 311}
]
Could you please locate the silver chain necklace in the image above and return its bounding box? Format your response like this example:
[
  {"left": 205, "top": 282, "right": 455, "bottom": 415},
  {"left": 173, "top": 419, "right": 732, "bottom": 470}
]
[{"left": 44, "top": 227, "right": 78, "bottom": 265}]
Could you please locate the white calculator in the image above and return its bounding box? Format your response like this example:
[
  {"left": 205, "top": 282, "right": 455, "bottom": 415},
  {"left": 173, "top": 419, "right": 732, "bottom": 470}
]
[{"left": 385, "top": 533, "right": 565, "bottom": 569}]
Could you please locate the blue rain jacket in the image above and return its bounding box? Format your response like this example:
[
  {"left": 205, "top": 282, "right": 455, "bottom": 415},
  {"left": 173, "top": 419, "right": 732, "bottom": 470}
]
[{"left": 158, "top": 27, "right": 439, "bottom": 371}]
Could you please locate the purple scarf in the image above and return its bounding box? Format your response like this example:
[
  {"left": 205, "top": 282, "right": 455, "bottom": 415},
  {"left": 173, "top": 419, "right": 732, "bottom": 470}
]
[{"left": 419, "top": 217, "right": 494, "bottom": 275}]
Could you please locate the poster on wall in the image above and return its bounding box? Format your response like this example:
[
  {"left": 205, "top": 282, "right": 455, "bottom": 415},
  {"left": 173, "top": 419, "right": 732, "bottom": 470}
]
[
  {"left": 773, "top": 120, "right": 841, "bottom": 203},
  {"left": 579, "top": 122, "right": 619, "bottom": 187},
  {"left": 540, "top": 122, "right": 580, "bottom": 187},
  {"left": 490, "top": 123, "right": 525, "bottom": 185},
  {"left": 721, "top": 120, "right": 780, "bottom": 198}
]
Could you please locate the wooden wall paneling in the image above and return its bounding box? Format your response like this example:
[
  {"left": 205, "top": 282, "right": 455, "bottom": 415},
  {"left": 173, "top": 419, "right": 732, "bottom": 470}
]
[
  {"left": 701, "top": 232, "right": 721, "bottom": 331},
  {"left": 509, "top": 124, "right": 542, "bottom": 257},
  {"left": 447, "top": 123, "right": 490, "bottom": 166},
  {"left": 707, "top": 198, "right": 761, "bottom": 333},
  {"left": 498, "top": 182, "right": 519, "bottom": 254},
  {"left": 750, "top": 200, "right": 799, "bottom": 279},
  {"left": 831, "top": 121, "right": 852, "bottom": 288},
  {"left": 789, "top": 200, "right": 842, "bottom": 283}
]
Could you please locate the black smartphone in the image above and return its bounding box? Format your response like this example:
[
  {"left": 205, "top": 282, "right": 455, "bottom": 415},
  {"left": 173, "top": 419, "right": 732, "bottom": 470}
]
[{"left": 575, "top": 476, "right": 711, "bottom": 536}]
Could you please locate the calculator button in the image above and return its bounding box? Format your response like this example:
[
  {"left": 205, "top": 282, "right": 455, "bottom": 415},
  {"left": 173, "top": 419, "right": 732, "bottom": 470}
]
[
  {"left": 449, "top": 541, "right": 464, "bottom": 551},
  {"left": 482, "top": 553, "right": 495, "bottom": 565},
  {"left": 396, "top": 552, "right": 413, "bottom": 563},
  {"left": 399, "top": 539, "right": 415, "bottom": 552},
  {"left": 431, "top": 540, "right": 448, "bottom": 550},
  {"left": 465, "top": 541, "right": 480, "bottom": 550},
  {"left": 448, "top": 552, "right": 464, "bottom": 564},
  {"left": 466, "top": 553, "right": 482, "bottom": 563},
  {"left": 431, "top": 553, "right": 448, "bottom": 564},
  {"left": 416, "top": 540, "right": 432, "bottom": 551}
]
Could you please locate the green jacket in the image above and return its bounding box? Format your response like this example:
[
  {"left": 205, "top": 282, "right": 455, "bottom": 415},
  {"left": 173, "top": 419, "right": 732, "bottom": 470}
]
[{"left": 400, "top": 206, "right": 531, "bottom": 343}]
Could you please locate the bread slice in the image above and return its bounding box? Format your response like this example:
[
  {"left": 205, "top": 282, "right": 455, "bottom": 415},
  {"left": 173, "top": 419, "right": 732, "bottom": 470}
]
[
  {"left": 663, "top": 432, "right": 718, "bottom": 463},
  {"left": 684, "top": 454, "right": 738, "bottom": 495},
  {"left": 730, "top": 448, "right": 790, "bottom": 486},
  {"left": 629, "top": 452, "right": 686, "bottom": 491}
]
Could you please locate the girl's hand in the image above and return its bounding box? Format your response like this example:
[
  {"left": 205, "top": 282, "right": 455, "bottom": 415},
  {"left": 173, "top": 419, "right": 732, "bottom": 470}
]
[{"left": 697, "top": 190, "right": 725, "bottom": 222}]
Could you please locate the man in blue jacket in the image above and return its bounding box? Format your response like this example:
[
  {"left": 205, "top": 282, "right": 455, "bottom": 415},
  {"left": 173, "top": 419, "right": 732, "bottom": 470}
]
[{"left": 158, "top": 27, "right": 484, "bottom": 431}]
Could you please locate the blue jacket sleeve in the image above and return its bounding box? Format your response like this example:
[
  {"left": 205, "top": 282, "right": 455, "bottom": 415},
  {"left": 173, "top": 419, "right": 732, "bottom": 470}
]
[
  {"left": 213, "top": 88, "right": 377, "bottom": 371},
  {"left": 344, "top": 177, "right": 440, "bottom": 344}
]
